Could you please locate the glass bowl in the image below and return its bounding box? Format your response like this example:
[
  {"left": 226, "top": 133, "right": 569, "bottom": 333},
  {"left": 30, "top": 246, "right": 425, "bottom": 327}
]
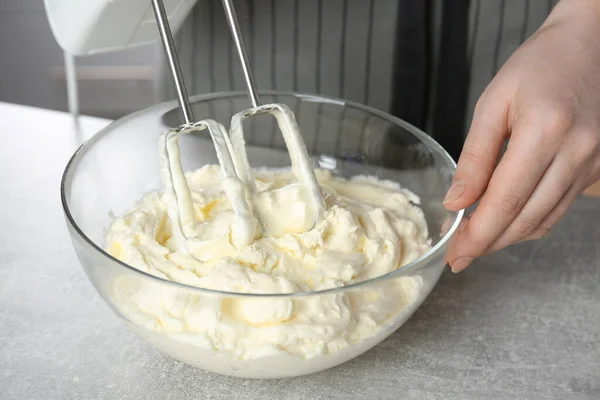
[{"left": 61, "top": 92, "right": 463, "bottom": 379}]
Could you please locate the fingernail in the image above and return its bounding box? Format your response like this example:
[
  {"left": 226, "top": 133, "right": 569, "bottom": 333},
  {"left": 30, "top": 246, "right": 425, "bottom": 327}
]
[
  {"left": 451, "top": 256, "right": 474, "bottom": 273},
  {"left": 443, "top": 181, "right": 467, "bottom": 205}
]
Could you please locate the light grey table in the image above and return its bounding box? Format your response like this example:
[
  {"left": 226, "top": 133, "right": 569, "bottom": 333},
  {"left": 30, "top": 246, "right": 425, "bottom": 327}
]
[{"left": 0, "top": 102, "right": 598, "bottom": 400}]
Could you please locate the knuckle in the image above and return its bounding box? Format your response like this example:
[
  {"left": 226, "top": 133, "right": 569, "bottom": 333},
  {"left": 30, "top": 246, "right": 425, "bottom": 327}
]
[
  {"left": 513, "top": 215, "right": 540, "bottom": 237},
  {"left": 553, "top": 200, "right": 572, "bottom": 219},
  {"left": 459, "top": 144, "right": 487, "bottom": 166},
  {"left": 462, "top": 224, "right": 491, "bottom": 257},
  {"left": 474, "top": 93, "right": 489, "bottom": 114},
  {"left": 577, "top": 131, "right": 600, "bottom": 159},
  {"left": 498, "top": 194, "right": 524, "bottom": 216},
  {"left": 529, "top": 226, "right": 552, "bottom": 241},
  {"left": 473, "top": 90, "right": 503, "bottom": 120},
  {"left": 520, "top": 105, "right": 574, "bottom": 149},
  {"left": 527, "top": 94, "right": 575, "bottom": 130},
  {"left": 544, "top": 107, "right": 575, "bottom": 135}
]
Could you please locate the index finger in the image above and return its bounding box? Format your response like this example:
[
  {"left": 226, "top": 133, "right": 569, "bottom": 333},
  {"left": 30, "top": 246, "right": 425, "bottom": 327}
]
[{"left": 446, "top": 118, "right": 557, "bottom": 270}]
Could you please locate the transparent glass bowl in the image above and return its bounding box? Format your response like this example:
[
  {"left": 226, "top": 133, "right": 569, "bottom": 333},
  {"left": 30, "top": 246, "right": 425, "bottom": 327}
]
[{"left": 61, "top": 92, "right": 463, "bottom": 379}]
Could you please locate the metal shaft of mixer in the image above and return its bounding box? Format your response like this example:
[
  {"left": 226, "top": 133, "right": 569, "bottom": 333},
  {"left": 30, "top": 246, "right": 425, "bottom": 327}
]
[
  {"left": 221, "top": 0, "right": 261, "bottom": 108},
  {"left": 151, "top": 0, "right": 194, "bottom": 124}
]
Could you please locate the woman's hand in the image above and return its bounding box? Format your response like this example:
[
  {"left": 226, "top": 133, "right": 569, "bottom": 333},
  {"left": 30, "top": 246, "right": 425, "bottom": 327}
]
[{"left": 444, "top": 0, "right": 600, "bottom": 272}]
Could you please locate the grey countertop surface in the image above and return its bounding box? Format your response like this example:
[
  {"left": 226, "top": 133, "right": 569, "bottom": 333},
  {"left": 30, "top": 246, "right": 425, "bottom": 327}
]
[{"left": 0, "top": 102, "right": 598, "bottom": 400}]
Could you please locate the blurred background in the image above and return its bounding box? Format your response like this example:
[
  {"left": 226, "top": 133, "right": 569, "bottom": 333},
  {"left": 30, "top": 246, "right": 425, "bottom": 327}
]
[
  {"left": 0, "top": 0, "right": 556, "bottom": 128},
  {"left": 0, "top": 0, "right": 161, "bottom": 119}
]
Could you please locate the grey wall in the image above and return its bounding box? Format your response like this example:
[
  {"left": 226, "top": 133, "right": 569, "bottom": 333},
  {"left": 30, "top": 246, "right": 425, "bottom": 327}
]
[
  {"left": 0, "top": 0, "right": 559, "bottom": 121},
  {"left": 0, "top": 0, "right": 160, "bottom": 119},
  {"left": 162, "top": 0, "right": 556, "bottom": 138}
]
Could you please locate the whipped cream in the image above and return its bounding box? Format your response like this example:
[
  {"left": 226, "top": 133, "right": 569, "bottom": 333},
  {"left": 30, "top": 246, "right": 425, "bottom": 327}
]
[{"left": 106, "top": 165, "right": 431, "bottom": 365}]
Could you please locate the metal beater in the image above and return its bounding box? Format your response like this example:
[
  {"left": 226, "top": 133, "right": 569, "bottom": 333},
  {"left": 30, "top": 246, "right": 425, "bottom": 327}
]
[{"left": 152, "top": 0, "right": 325, "bottom": 249}]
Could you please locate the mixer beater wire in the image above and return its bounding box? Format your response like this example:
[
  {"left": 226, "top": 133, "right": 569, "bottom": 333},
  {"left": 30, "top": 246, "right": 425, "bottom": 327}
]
[{"left": 151, "top": 0, "right": 325, "bottom": 250}]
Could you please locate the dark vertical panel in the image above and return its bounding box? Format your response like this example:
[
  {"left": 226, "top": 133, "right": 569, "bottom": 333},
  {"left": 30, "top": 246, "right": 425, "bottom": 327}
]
[
  {"left": 383, "top": 0, "right": 431, "bottom": 169},
  {"left": 293, "top": 0, "right": 299, "bottom": 92},
  {"left": 251, "top": 0, "right": 274, "bottom": 92},
  {"left": 210, "top": 0, "right": 233, "bottom": 92},
  {"left": 317, "top": 0, "right": 344, "bottom": 98},
  {"left": 208, "top": 0, "right": 216, "bottom": 93},
  {"left": 269, "top": 0, "right": 277, "bottom": 145},
  {"left": 313, "top": 0, "right": 324, "bottom": 153},
  {"left": 431, "top": 0, "right": 471, "bottom": 160},
  {"left": 368, "top": 0, "right": 400, "bottom": 112},
  {"left": 468, "top": 0, "right": 480, "bottom": 67},
  {"left": 338, "top": 0, "right": 348, "bottom": 99},
  {"left": 424, "top": 0, "right": 443, "bottom": 135},
  {"left": 335, "top": 0, "right": 349, "bottom": 157},
  {"left": 272, "top": 0, "right": 295, "bottom": 92},
  {"left": 492, "top": 0, "right": 506, "bottom": 75},
  {"left": 228, "top": 36, "right": 235, "bottom": 91},
  {"left": 315, "top": 0, "right": 323, "bottom": 94},
  {"left": 520, "top": 0, "right": 530, "bottom": 43},
  {"left": 340, "top": 0, "right": 371, "bottom": 104},
  {"left": 190, "top": 0, "right": 213, "bottom": 95},
  {"left": 270, "top": 0, "right": 277, "bottom": 91},
  {"left": 296, "top": 0, "right": 319, "bottom": 94},
  {"left": 190, "top": 8, "right": 198, "bottom": 92},
  {"left": 389, "top": 0, "right": 431, "bottom": 130},
  {"left": 363, "top": 0, "right": 375, "bottom": 105}
]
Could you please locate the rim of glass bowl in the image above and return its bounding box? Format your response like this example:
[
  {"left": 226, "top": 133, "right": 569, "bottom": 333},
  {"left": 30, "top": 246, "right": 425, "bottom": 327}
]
[{"left": 61, "top": 91, "right": 464, "bottom": 298}]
